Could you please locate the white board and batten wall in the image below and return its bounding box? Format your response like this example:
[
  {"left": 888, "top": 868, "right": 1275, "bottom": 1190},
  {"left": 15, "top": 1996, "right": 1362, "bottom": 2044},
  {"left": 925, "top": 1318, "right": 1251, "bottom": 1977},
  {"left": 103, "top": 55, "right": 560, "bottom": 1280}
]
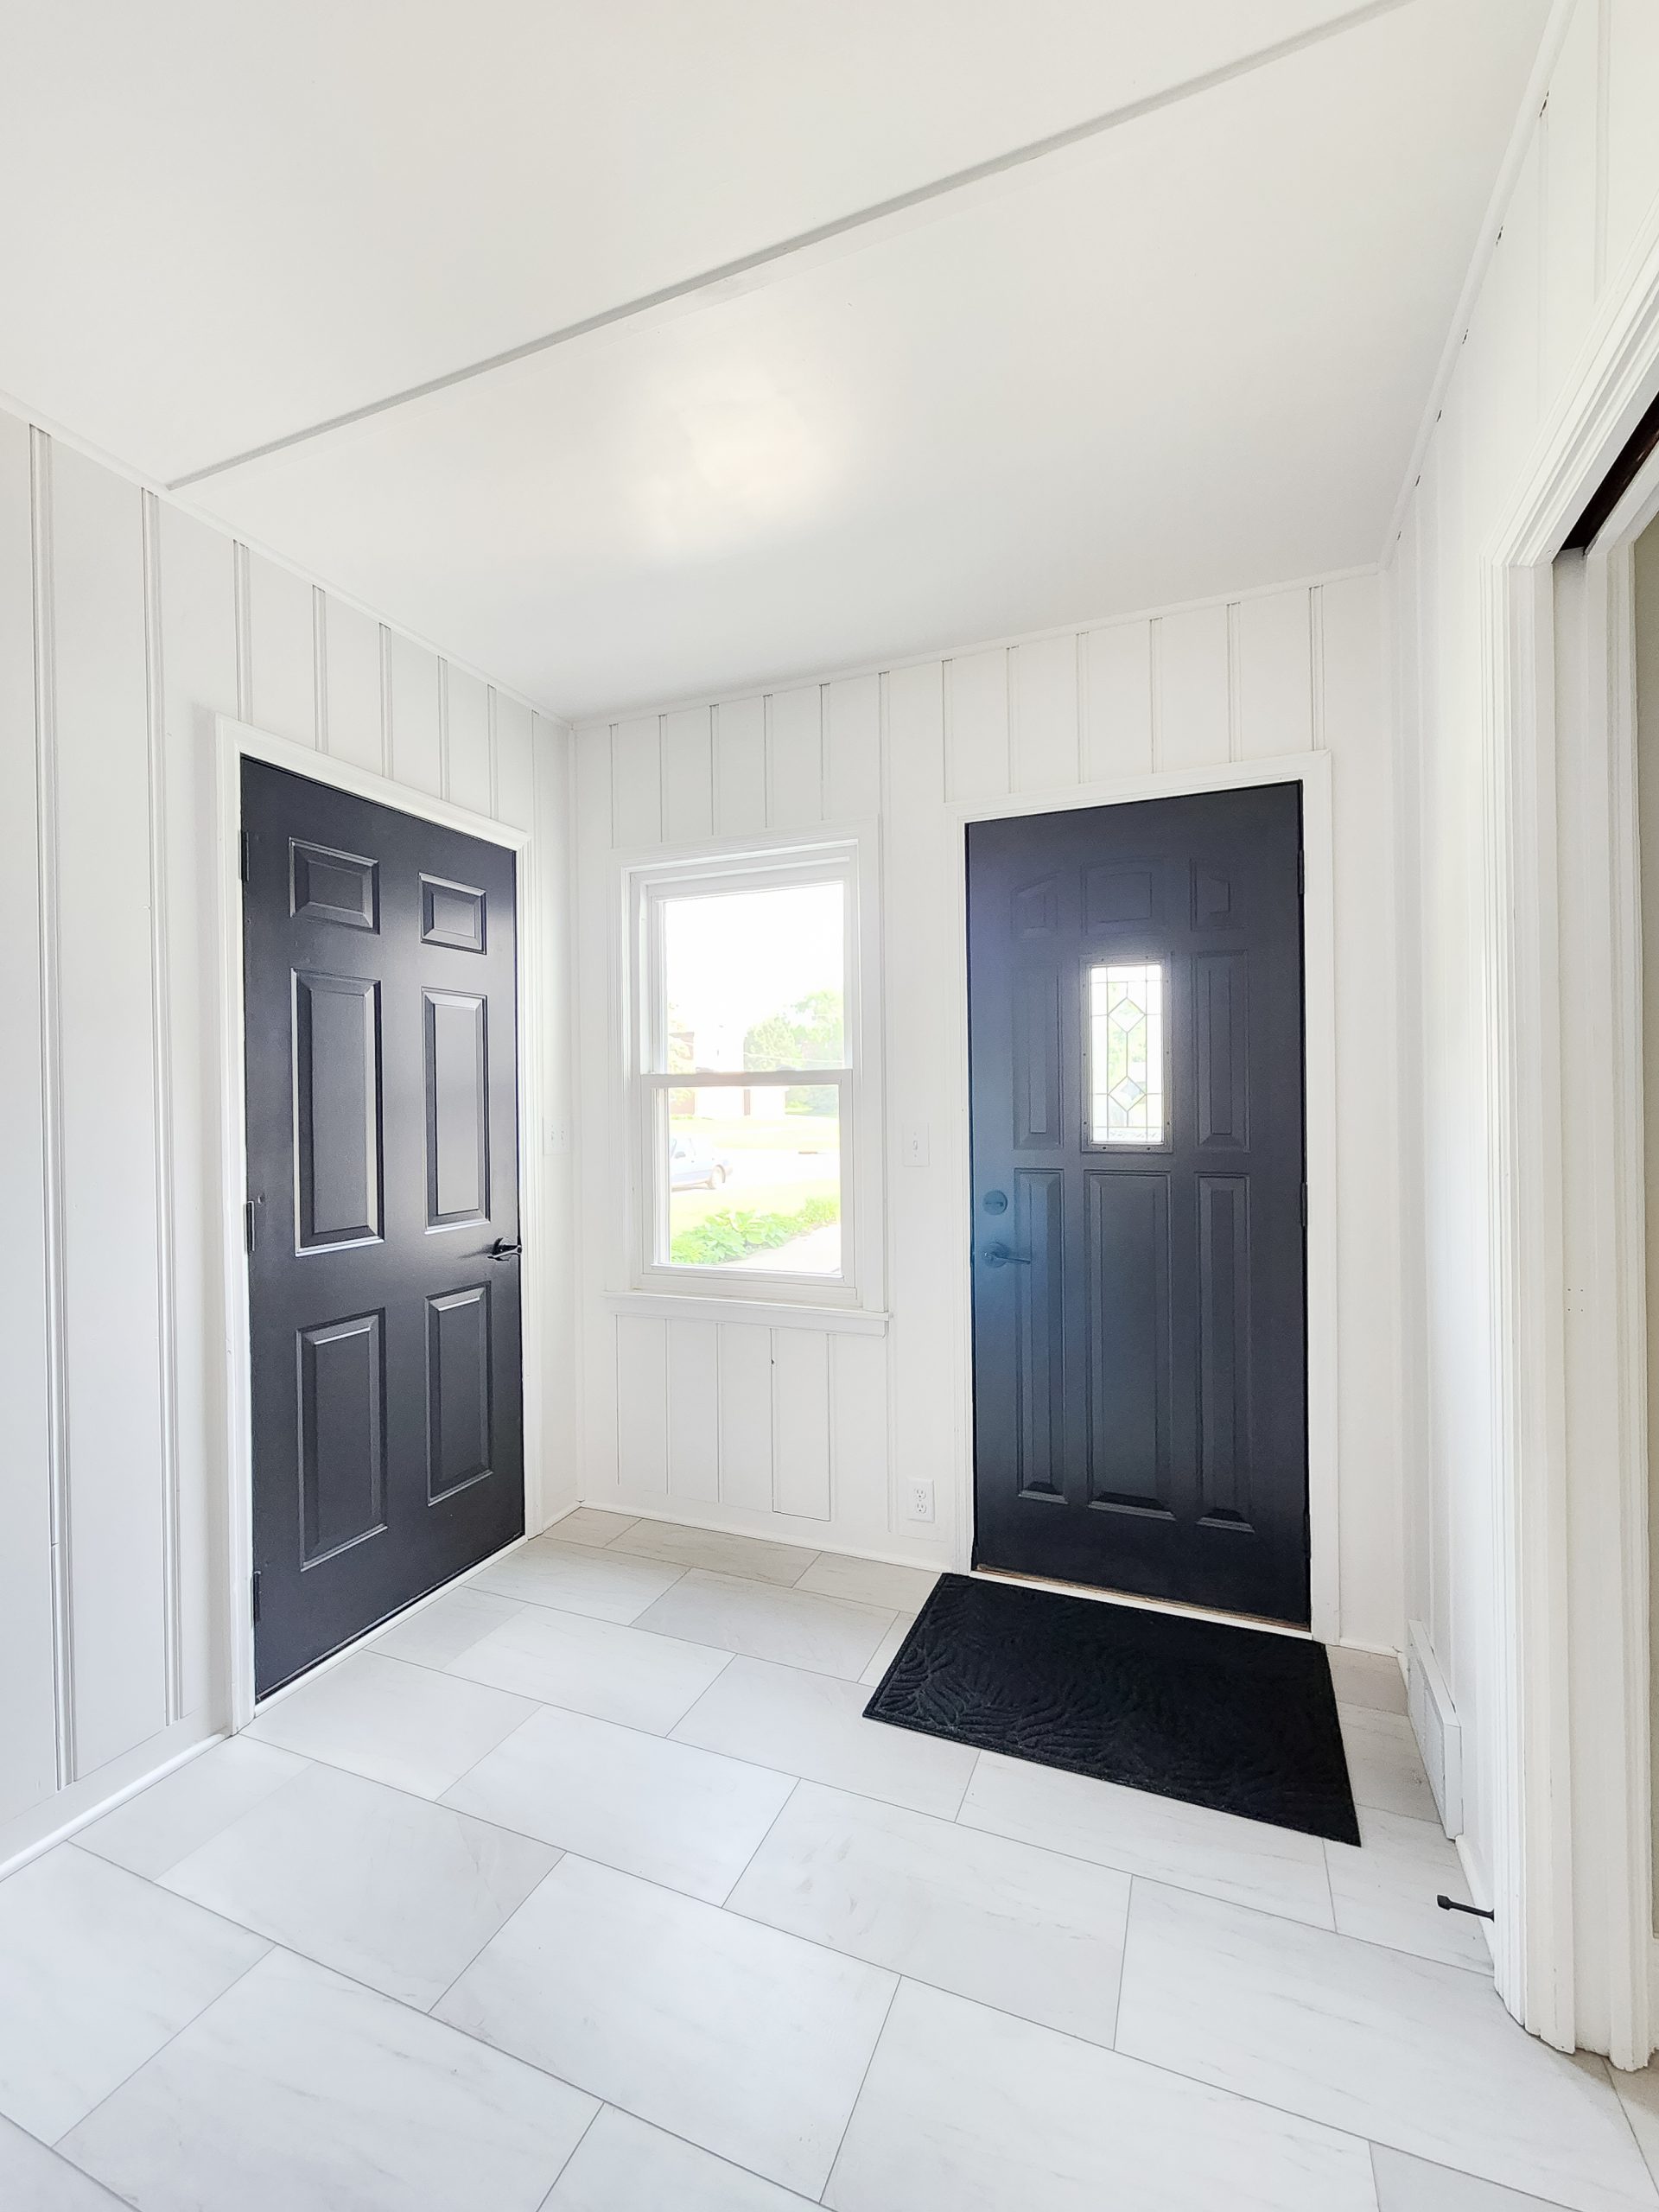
[
  {"left": 0, "top": 398, "right": 576, "bottom": 1870},
  {"left": 575, "top": 569, "right": 1406, "bottom": 1653},
  {"left": 1389, "top": 0, "right": 1659, "bottom": 1919}
]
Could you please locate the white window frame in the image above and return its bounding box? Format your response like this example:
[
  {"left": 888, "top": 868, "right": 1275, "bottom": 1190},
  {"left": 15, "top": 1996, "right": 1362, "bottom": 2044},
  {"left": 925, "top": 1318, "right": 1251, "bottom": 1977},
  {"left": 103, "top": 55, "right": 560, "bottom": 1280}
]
[{"left": 626, "top": 836, "right": 878, "bottom": 1308}]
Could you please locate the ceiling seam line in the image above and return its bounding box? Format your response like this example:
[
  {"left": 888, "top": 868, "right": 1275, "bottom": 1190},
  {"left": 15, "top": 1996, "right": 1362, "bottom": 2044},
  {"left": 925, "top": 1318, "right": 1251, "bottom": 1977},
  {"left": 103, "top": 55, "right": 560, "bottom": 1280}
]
[{"left": 166, "top": 0, "right": 1420, "bottom": 491}]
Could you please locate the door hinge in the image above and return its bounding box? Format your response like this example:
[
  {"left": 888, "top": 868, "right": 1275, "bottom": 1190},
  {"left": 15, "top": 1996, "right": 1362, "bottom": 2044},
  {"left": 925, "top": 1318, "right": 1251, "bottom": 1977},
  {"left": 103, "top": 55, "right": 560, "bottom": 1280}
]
[
  {"left": 1300, "top": 1183, "right": 1309, "bottom": 1229},
  {"left": 239, "top": 826, "right": 251, "bottom": 883},
  {"left": 250, "top": 1570, "right": 261, "bottom": 1623},
  {"left": 244, "top": 1198, "right": 257, "bottom": 1255},
  {"left": 1298, "top": 849, "right": 1306, "bottom": 896}
]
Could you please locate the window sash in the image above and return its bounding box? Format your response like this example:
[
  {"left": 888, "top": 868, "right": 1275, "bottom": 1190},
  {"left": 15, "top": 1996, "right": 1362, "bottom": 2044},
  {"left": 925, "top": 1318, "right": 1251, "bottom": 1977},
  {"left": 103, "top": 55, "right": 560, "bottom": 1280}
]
[
  {"left": 642, "top": 1069, "right": 852, "bottom": 1281},
  {"left": 640, "top": 859, "right": 854, "bottom": 1080},
  {"left": 631, "top": 844, "right": 863, "bottom": 1299}
]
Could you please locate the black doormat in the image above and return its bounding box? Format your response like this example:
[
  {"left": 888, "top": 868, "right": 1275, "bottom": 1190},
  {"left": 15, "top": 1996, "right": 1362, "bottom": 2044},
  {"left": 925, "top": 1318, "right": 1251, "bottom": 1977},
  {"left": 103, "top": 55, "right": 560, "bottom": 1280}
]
[{"left": 863, "top": 1573, "right": 1359, "bottom": 1844}]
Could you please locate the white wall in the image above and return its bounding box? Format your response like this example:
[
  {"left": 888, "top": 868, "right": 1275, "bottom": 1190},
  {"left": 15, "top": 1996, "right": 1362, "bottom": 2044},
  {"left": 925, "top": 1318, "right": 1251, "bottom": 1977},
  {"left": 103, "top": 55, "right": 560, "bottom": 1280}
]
[
  {"left": 1638, "top": 515, "right": 1659, "bottom": 1928},
  {"left": 1389, "top": 0, "right": 1659, "bottom": 1906},
  {"left": 0, "top": 400, "right": 575, "bottom": 1869},
  {"left": 573, "top": 569, "right": 1405, "bottom": 1650}
]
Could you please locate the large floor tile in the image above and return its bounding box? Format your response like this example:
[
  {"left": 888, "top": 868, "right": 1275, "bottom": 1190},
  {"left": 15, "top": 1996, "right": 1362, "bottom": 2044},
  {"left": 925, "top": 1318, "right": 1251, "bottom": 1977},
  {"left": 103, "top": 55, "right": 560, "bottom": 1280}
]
[
  {"left": 60, "top": 1947, "right": 596, "bottom": 2212},
  {"left": 1114, "top": 1882, "right": 1655, "bottom": 2212},
  {"left": 1341, "top": 1707, "right": 1440, "bottom": 1821},
  {"left": 672, "top": 1656, "right": 978, "bottom": 1817},
  {"left": 443, "top": 1705, "right": 792, "bottom": 1902},
  {"left": 795, "top": 1555, "right": 940, "bottom": 1611},
  {"left": 1329, "top": 1647, "right": 1408, "bottom": 1714},
  {"left": 632, "top": 1570, "right": 894, "bottom": 1679},
  {"left": 859, "top": 1614, "right": 916, "bottom": 1687},
  {"left": 958, "top": 1749, "right": 1334, "bottom": 1927},
  {"left": 436, "top": 1854, "right": 895, "bottom": 2196},
  {"left": 1372, "top": 2143, "right": 1576, "bottom": 2209},
  {"left": 545, "top": 1508, "right": 640, "bottom": 1548},
  {"left": 824, "top": 1979, "right": 1378, "bottom": 2212},
  {"left": 728, "top": 1782, "right": 1128, "bottom": 2044},
  {"left": 161, "top": 1761, "right": 556, "bottom": 2007},
  {"left": 1325, "top": 1808, "right": 1491, "bottom": 1971},
  {"left": 372, "top": 1586, "right": 526, "bottom": 1669},
  {"left": 450, "top": 1605, "right": 732, "bottom": 1732},
  {"left": 1612, "top": 2061, "right": 1659, "bottom": 2188},
  {"left": 245, "top": 1651, "right": 536, "bottom": 1797},
  {"left": 469, "top": 1537, "right": 687, "bottom": 1622},
  {"left": 544, "top": 2106, "right": 815, "bottom": 2210},
  {"left": 0, "top": 2113, "right": 126, "bottom": 2208},
  {"left": 0, "top": 1846, "right": 267, "bottom": 2144},
  {"left": 609, "top": 1522, "right": 819, "bottom": 1586},
  {"left": 75, "top": 1738, "right": 307, "bottom": 1879}
]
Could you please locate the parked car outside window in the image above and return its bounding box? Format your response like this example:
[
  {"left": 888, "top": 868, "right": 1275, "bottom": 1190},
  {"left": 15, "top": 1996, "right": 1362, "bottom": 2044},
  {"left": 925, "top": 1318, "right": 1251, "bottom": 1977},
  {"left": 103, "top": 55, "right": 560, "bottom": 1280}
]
[{"left": 668, "top": 1135, "right": 732, "bottom": 1190}]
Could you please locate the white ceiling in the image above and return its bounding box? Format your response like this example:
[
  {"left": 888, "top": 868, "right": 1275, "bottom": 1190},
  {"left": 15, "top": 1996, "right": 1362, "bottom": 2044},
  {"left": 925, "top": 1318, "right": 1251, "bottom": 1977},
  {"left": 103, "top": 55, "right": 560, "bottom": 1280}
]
[{"left": 3, "top": 1, "right": 1549, "bottom": 719}]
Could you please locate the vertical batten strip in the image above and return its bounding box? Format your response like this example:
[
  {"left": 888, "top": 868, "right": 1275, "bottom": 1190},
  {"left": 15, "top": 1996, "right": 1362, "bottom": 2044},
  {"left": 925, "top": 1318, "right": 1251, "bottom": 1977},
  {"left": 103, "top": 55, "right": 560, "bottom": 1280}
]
[
  {"left": 826, "top": 1332, "right": 840, "bottom": 1526},
  {"left": 312, "top": 587, "right": 328, "bottom": 753},
  {"left": 714, "top": 1321, "right": 725, "bottom": 1502},
  {"left": 1073, "top": 632, "right": 1089, "bottom": 783},
  {"left": 1225, "top": 602, "right": 1241, "bottom": 761},
  {"left": 1148, "top": 617, "right": 1163, "bottom": 770},
  {"left": 438, "top": 661, "right": 452, "bottom": 801},
  {"left": 487, "top": 684, "right": 501, "bottom": 817},
  {"left": 140, "top": 491, "right": 183, "bottom": 1725},
  {"left": 1537, "top": 89, "right": 1550, "bottom": 396},
  {"left": 1592, "top": 0, "right": 1611, "bottom": 295},
  {"left": 29, "top": 428, "right": 74, "bottom": 1787},
  {"left": 232, "top": 542, "right": 251, "bottom": 721},
  {"left": 818, "top": 683, "right": 830, "bottom": 816},
  {"left": 940, "top": 658, "right": 954, "bottom": 794},
  {"left": 1311, "top": 584, "right": 1327, "bottom": 750},
  {"left": 874, "top": 665, "right": 891, "bottom": 1339},
  {"left": 1532, "top": 98, "right": 1548, "bottom": 419},
  {"left": 377, "top": 626, "right": 393, "bottom": 777},
  {"left": 1002, "top": 645, "right": 1017, "bottom": 791}
]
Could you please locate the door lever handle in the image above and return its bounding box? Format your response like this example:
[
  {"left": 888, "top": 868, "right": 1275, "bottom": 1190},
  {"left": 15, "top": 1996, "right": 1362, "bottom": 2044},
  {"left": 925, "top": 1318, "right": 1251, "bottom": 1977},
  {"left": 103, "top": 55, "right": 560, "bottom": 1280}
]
[
  {"left": 488, "top": 1237, "right": 523, "bottom": 1262},
  {"left": 981, "top": 1243, "right": 1031, "bottom": 1268}
]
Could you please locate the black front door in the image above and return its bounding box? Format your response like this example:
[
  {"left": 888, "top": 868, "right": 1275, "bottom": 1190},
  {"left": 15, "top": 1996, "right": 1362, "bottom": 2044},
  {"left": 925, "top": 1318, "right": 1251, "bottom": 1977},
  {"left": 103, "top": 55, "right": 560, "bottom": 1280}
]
[
  {"left": 243, "top": 760, "right": 524, "bottom": 1695},
  {"left": 967, "top": 784, "right": 1307, "bottom": 1624}
]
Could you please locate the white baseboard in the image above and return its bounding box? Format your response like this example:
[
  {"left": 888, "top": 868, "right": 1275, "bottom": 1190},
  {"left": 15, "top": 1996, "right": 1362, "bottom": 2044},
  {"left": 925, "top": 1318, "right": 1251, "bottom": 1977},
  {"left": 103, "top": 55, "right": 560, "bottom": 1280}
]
[
  {"left": 581, "top": 1494, "right": 952, "bottom": 1577},
  {"left": 0, "top": 1716, "right": 226, "bottom": 1883}
]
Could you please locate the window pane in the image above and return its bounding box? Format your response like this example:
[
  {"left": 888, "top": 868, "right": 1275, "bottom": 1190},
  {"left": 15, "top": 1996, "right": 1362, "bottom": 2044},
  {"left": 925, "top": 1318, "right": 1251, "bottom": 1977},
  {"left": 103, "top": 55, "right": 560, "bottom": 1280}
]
[
  {"left": 664, "top": 1084, "right": 841, "bottom": 1275},
  {"left": 1089, "top": 961, "right": 1166, "bottom": 1145},
  {"left": 662, "top": 880, "right": 844, "bottom": 1074}
]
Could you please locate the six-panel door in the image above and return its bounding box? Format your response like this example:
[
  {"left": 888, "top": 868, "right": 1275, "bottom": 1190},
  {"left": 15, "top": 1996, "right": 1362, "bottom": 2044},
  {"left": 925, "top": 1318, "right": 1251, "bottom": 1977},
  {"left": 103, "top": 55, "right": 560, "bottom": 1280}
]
[
  {"left": 966, "top": 784, "right": 1308, "bottom": 1625},
  {"left": 243, "top": 760, "right": 524, "bottom": 1695}
]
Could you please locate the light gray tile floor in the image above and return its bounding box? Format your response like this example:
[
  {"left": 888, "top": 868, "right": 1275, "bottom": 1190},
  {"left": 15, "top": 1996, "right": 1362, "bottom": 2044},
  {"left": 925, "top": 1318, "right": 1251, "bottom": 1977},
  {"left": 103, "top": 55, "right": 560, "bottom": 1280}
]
[{"left": 5, "top": 1516, "right": 1648, "bottom": 2212}]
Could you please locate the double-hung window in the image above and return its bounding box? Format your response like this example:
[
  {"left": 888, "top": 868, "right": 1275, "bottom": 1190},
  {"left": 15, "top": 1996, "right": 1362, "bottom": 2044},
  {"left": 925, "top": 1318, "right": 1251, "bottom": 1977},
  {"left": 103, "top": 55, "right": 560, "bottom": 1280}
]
[{"left": 632, "top": 845, "right": 861, "bottom": 1298}]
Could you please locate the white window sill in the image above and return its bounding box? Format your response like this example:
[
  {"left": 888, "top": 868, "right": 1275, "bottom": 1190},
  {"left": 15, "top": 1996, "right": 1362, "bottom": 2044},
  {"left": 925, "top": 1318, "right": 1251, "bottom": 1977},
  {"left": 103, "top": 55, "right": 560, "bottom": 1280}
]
[{"left": 604, "top": 1289, "right": 889, "bottom": 1336}]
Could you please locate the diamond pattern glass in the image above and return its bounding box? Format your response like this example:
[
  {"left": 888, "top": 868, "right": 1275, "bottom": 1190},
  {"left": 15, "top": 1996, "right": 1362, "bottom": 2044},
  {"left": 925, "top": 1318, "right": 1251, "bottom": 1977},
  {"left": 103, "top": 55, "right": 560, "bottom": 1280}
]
[{"left": 1089, "top": 961, "right": 1166, "bottom": 1145}]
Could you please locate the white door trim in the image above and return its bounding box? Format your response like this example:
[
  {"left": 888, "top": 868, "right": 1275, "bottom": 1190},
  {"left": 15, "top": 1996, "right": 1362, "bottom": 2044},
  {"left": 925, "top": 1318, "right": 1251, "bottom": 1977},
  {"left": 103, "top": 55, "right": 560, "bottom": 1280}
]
[
  {"left": 942, "top": 748, "right": 1339, "bottom": 1645},
  {"left": 1478, "top": 197, "right": 1659, "bottom": 2063},
  {"left": 213, "top": 716, "right": 542, "bottom": 1730}
]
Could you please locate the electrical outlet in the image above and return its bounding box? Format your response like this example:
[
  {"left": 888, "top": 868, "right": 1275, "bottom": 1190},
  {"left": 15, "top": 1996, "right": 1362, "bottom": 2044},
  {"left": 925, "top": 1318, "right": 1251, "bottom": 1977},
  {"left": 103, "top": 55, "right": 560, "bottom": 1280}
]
[{"left": 906, "top": 1478, "right": 935, "bottom": 1523}]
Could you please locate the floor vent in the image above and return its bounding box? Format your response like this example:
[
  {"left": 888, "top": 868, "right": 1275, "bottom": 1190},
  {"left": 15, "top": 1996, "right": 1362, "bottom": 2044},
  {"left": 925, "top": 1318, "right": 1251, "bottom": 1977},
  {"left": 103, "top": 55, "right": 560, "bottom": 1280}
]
[{"left": 1407, "top": 1620, "right": 1462, "bottom": 1835}]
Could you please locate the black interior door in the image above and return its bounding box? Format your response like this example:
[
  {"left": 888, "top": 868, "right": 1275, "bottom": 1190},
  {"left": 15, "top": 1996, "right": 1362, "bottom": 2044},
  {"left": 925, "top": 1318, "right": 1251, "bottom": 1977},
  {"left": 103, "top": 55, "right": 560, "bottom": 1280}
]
[
  {"left": 243, "top": 760, "right": 524, "bottom": 1695},
  {"left": 967, "top": 784, "right": 1307, "bottom": 1625}
]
